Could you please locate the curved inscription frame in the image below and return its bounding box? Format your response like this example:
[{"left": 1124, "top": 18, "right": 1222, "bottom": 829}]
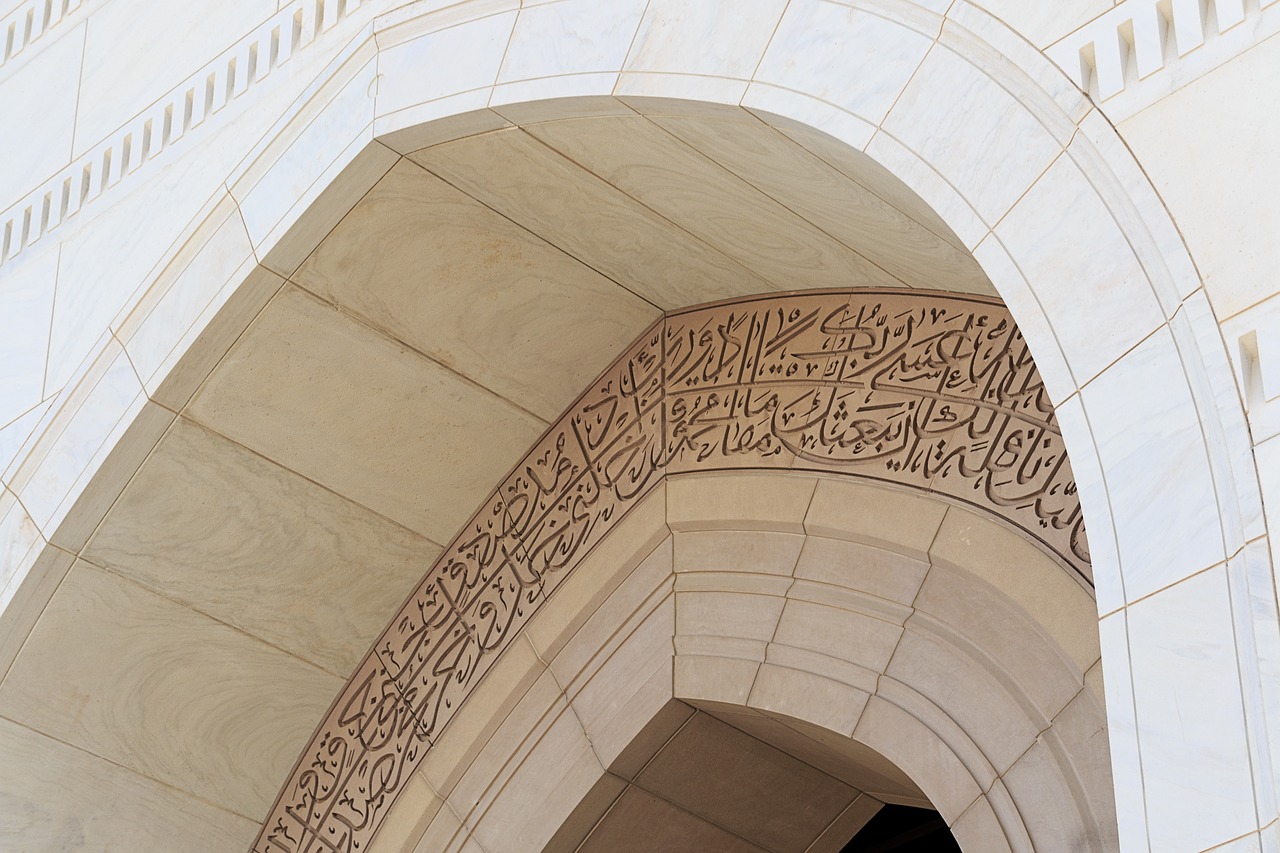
[{"left": 253, "top": 289, "right": 1089, "bottom": 853}]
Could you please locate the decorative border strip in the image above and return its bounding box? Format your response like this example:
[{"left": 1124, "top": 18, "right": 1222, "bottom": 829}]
[
  {"left": 1048, "top": 0, "right": 1280, "bottom": 117},
  {"left": 253, "top": 290, "right": 1088, "bottom": 853},
  {"left": 0, "top": 0, "right": 366, "bottom": 267},
  {"left": 0, "top": 0, "right": 83, "bottom": 75}
]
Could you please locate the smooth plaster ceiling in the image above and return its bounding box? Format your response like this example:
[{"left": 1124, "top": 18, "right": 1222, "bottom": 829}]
[{"left": 0, "top": 111, "right": 995, "bottom": 850}]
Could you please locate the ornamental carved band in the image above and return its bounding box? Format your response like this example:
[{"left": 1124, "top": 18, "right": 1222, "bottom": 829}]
[{"left": 254, "top": 290, "right": 1089, "bottom": 853}]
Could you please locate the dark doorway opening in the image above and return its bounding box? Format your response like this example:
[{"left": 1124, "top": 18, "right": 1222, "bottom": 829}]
[{"left": 841, "top": 804, "right": 962, "bottom": 852}]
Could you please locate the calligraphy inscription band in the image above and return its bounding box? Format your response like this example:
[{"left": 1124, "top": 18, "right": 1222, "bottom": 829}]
[{"left": 254, "top": 290, "right": 1089, "bottom": 853}]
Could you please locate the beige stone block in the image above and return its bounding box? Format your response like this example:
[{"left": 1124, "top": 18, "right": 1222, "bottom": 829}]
[
  {"left": 674, "top": 654, "right": 759, "bottom": 707},
  {"left": 411, "top": 127, "right": 773, "bottom": 309},
  {"left": 772, "top": 597, "right": 903, "bottom": 675},
  {"left": 762, "top": 642, "right": 879, "bottom": 697},
  {"left": 0, "top": 561, "right": 341, "bottom": 819},
  {"left": 422, "top": 634, "right": 546, "bottom": 799},
  {"left": 929, "top": 506, "right": 1101, "bottom": 671},
  {"left": 84, "top": 417, "right": 441, "bottom": 676},
  {"left": 578, "top": 786, "right": 768, "bottom": 853},
  {"left": 370, "top": 772, "right": 444, "bottom": 853},
  {"left": 0, "top": 716, "right": 257, "bottom": 852},
  {"left": 672, "top": 529, "right": 805, "bottom": 576},
  {"left": 886, "top": 626, "right": 1040, "bottom": 776},
  {"left": 470, "top": 705, "right": 606, "bottom": 853},
  {"left": 544, "top": 543, "right": 674, "bottom": 688},
  {"left": 607, "top": 698, "right": 696, "bottom": 780},
  {"left": 803, "top": 478, "right": 947, "bottom": 560},
  {"left": 667, "top": 472, "right": 818, "bottom": 533},
  {"left": 676, "top": 589, "right": 786, "bottom": 644},
  {"left": 744, "top": 710, "right": 927, "bottom": 804},
  {"left": 1047, "top": 688, "right": 1119, "bottom": 849},
  {"left": 913, "top": 565, "right": 1084, "bottom": 720},
  {"left": 540, "top": 771, "right": 628, "bottom": 853},
  {"left": 792, "top": 534, "right": 928, "bottom": 606},
  {"left": 571, "top": 601, "right": 675, "bottom": 768},
  {"left": 634, "top": 712, "right": 856, "bottom": 851},
  {"left": 808, "top": 795, "right": 884, "bottom": 853},
  {"left": 526, "top": 487, "right": 669, "bottom": 662},
  {"left": 291, "top": 157, "right": 659, "bottom": 420},
  {"left": 526, "top": 115, "right": 905, "bottom": 291},
  {"left": 186, "top": 284, "right": 544, "bottom": 543},
  {"left": 1003, "top": 737, "right": 1100, "bottom": 852},
  {"left": 786, "top": 577, "right": 914, "bottom": 628},
  {"left": 950, "top": 794, "right": 1013, "bottom": 853},
  {"left": 445, "top": 668, "right": 566, "bottom": 824},
  {"left": 853, "top": 695, "right": 982, "bottom": 824},
  {"left": 412, "top": 799, "right": 470, "bottom": 853},
  {"left": 0, "top": 539, "right": 71, "bottom": 682},
  {"left": 748, "top": 662, "right": 869, "bottom": 736}
]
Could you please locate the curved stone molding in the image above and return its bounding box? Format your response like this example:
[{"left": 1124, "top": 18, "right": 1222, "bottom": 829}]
[{"left": 254, "top": 290, "right": 1088, "bottom": 853}]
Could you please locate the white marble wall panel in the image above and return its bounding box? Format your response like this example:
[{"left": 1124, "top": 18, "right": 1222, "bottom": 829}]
[
  {"left": 186, "top": 284, "right": 545, "bottom": 543},
  {"left": 83, "top": 416, "right": 444, "bottom": 677},
  {"left": 975, "top": 0, "right": 1112, "bottom": 48},
  {"left": 497, "top": 0, "right": 645, "bottom": 85},
  {"left": 1082, "top": 327, "right": 1226, "bottom": 602},
  {"left": 1097, "top": 609, "right": 1149, "bottom": 852},
  {"left": 1118, "top": 32, "right": 1280, "bottom": 320},
  {"left": 0, "top": 243, "right": 56, "bottom": 426},
  {"left": 1126, "top": 566, "right": 1259, "bottom": 851},
  {"left": 0, "top": 21, "right": 81, "bottom": 209},
  {"left": 0, "top": 399, "right": 52, "bottom": 479},
  {"left": 0, "top": 560, "right": 342, "bottom": 820},
  {"left": 47, "top": 116, "right": 260, "bottom": 392},
  {"left": 882, "top": 43, "right": 1061, "bottom": 225},
  {"left": 0, "top": 716, "right": 257, "bottom": 852},
  {"left": 290, "top": 157, "right": 659, "bottom": 420},
  {"left": 996, "top": 154, "right": 1165, "bottom": 387},
  {"left": 375, "top": 10, "right": 516, "bottom": 124},
  {"left": 754, "top": 1, "right": 933, "bottom": 127},
  {"left": 622, "top": 0, "right": 785, "bottom": 82},
  {"left": 73, "top": 0, "right": 277, "bottom": 154}
]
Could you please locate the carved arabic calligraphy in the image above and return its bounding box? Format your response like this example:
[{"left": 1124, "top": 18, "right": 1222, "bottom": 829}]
[{"left": 254, "top": 291, "right": 1088, "bottom": 853}]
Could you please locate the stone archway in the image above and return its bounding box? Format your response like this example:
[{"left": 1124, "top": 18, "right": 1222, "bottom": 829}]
[
  {"left": 361, "top": 469, "right": 1112, "bottom": 852},
  {"left": 255, "top": 290, "right": 1106, "bottom": 852},
  {"left": 0, "top": 3, "right": 1273, "bottom": 851}
]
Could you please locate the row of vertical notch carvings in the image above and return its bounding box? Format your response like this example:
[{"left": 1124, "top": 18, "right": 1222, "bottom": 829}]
[
  {"left": 1047, "top": 0, "right": 1280, "bottom": 118},
  {"left": 1, "top": 0, "right": 82, "bottom": 74},
  {"left": 0, "top": 0, "right": 366, "bottom": 268}
]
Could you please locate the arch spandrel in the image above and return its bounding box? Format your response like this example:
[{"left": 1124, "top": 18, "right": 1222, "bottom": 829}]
[{"left": 255, "top": 289, "right": 1088, "bottom": 853}]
